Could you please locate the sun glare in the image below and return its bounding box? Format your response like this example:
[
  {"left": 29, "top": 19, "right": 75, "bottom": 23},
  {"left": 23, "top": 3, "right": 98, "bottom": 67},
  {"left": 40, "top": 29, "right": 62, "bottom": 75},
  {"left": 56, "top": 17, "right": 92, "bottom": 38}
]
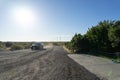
[{"left": 11, "top": 6, "right": 36, "bottom": 28}]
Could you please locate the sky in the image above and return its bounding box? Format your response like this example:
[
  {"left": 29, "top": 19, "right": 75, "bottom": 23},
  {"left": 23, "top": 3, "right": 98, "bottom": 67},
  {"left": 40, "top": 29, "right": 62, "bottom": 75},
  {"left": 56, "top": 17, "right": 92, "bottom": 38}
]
[{"left": 0, "top": 0, "right": 120, "bottom": 42}]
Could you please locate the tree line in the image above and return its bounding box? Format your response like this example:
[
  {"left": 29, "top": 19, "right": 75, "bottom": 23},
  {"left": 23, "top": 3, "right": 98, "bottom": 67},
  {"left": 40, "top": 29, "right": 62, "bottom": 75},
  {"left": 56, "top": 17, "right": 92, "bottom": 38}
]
[{"left": 65, "top": 20, "right": 120, "bottom": 56}]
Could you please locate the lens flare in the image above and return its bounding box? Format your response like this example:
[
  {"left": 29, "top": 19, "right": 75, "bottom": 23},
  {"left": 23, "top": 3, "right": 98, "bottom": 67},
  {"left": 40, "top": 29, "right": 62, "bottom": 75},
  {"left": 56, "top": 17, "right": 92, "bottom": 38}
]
[{"left": 11, "top": 6, "right": 36, "bottom": 28}]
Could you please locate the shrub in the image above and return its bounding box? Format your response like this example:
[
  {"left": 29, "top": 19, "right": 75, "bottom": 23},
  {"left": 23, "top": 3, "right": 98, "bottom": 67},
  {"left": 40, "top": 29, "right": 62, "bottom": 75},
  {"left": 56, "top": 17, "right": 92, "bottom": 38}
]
[
  {"left": 11, "top": 44, "right": 24, "bottom": 50},
  {"left": 0, "top": 42, "right": 5, "bottom": 49},
  {"left": 65, "top": 20, "right": 120, "bottom": 57}
]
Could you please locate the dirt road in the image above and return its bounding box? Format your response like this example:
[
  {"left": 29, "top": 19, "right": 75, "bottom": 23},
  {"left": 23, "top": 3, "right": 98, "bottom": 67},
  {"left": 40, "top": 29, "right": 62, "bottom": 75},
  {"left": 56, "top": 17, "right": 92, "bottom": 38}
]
[
  {"left": 0, "top": 46, "right": 102, "bottom": 80},
  {"left": 68, "top": 54, "right": 120, "bottom": 80}
]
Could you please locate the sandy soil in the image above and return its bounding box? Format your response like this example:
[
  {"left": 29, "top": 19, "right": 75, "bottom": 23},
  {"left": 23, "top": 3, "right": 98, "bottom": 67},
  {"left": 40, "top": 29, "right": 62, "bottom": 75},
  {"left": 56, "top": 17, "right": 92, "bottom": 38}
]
[
  {"left": 68, "top": 54, "right": 120, "bottom": 80},
  {"left": 0, "top": 46, "right": 103, "bottom": 80}
]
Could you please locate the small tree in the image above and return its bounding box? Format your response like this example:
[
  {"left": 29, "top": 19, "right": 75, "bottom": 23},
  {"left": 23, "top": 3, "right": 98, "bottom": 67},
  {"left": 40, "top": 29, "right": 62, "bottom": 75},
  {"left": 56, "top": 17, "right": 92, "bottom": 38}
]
[{"left": 108, "top": 22, "right": 120, "bottom": 52}]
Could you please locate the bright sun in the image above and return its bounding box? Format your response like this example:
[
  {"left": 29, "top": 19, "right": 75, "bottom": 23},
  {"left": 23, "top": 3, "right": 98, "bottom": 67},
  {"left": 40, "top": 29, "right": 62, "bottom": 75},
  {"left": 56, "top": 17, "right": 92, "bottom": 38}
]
[{"left": 12, "top": 6, "right": 36, "bottom": 28}]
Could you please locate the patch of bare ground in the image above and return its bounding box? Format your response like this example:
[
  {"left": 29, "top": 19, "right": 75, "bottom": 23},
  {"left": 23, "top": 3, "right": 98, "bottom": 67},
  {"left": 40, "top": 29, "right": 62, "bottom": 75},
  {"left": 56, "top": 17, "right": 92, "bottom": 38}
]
[{"left": 0, "top": 46, "right": 106, "bottom": 80}]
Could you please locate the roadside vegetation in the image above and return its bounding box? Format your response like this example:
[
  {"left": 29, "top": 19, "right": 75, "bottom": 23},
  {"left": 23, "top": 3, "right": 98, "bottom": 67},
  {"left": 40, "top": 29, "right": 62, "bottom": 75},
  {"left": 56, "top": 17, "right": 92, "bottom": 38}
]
[
  {"left": 0, "top": 42, "right": 65, "bottom": 51},
  {"left": 0, "top": 42, "right": 33, "bottom": 50},
  {"left": 0, "top": 41, "right": 5, "bottom": 50},
  {"left": 65, "top": 20, "right": 120, "bottom": 62},
  {"left": 10, "top": 42, "right": 32, "bottom": 50}
]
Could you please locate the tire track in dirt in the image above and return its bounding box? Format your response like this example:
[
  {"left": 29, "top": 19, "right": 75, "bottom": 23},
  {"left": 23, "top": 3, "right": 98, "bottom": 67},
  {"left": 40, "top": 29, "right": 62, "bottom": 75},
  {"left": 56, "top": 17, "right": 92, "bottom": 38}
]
[
  {"left": 8, "top": 48, "right": 54, "bottom": 80},
  {"left": 0, "top": 46, "right": 104, "bottom": 80},
  {"left": 0, "top": 48, "right": 53, "bottom": 74}
]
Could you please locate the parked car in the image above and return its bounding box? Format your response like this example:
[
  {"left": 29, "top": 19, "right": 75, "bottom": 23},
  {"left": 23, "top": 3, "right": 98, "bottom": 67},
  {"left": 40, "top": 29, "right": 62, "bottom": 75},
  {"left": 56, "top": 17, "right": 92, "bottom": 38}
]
[{"left": 31, "top": 42, "right": 43, "bottom": 50}]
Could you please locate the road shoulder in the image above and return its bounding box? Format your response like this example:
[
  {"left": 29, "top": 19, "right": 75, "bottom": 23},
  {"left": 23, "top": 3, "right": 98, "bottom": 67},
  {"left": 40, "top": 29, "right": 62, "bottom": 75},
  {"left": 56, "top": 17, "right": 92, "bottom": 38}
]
[{"left": 68, "top": 54, "right": 120, "bottom": 80}]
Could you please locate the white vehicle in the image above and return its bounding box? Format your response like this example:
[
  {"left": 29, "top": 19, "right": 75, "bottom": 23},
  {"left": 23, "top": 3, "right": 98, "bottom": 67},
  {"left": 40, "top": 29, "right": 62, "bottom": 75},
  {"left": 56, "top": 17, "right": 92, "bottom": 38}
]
[{"left": 31, "top": 42, "right": 43, "bottom": 50}]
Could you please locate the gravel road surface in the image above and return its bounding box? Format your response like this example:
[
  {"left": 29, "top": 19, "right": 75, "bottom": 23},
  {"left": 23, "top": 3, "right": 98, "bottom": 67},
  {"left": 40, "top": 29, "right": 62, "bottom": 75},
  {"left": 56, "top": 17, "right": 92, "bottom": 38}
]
[
  {"left": 0, "top": 46, "right": 102, "bottom": 80},
  {"left": 68, "top": 54, "right": 120, "bottom": 80}
]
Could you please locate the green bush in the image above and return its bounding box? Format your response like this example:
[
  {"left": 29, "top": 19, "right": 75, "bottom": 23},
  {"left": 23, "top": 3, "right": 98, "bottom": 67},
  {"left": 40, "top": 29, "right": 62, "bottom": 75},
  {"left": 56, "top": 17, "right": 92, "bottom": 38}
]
[
  {"left": 20, "top": 42, "right": 31, "bottom": 49},
  {"left": 65, "top": 34, "right": 90, "bottom": 53},
  {"left": 0, "top": 42, "right": 5, "bottom": 49},
  {"left": 11, "top": 44, "right": 24, "bottom": 50},
  {"left": 65, "top": 20, "right": 120, "bottom": 58}
]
